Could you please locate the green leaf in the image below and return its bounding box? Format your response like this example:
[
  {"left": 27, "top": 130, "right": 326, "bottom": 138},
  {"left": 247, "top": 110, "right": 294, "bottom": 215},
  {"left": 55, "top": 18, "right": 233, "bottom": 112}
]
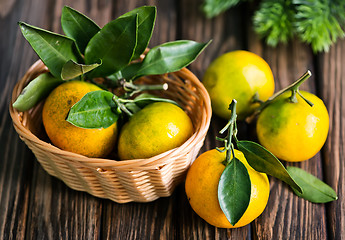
[
  {"left": 61, "top": 59, "right": 101, "bottom": 80},
  {"left": 13, "top": 73, "right": 62, "bottom": 111},
  {"left": 119, "top": 6, "right": 156, "bottom": 60},
  {"left": 287, "top": 166, "right": 338, "bottom": 203},
  {"left": 18, "top": 22, "right": 81, "bottom": 79},
  {"left": 202, "top": 0, "right": 241, "bottom": 18},
  {"left": 119, "top": 62, "right": 142, "bottom": 80},
  {"left": 237, "top": 140, "right": 302, "bottom": 193},
  {"left": 84, "top": 14, "right": 138, "bottom": 78},
  {"left": 218, "top": 157, "right": 251, "bottom": 226},
  {"left": 61, "top": 6, "right": 101, "bottom": 54},
  {"left": 124, "top": 40, "right": 211, "bottom": 80},
  {"left": 66, "top": 90, "right": 119, "bottom": 129}
]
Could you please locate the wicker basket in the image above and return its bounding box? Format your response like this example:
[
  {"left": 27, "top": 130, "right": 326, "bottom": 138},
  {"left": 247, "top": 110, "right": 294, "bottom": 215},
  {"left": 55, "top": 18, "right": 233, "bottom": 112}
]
[{"left": 9, "top": 60, "right": 211, "bottom": 203}]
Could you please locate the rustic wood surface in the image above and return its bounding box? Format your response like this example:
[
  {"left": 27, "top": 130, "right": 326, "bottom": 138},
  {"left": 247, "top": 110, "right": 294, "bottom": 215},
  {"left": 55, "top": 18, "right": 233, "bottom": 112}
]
[{"left": 1, "top": 0, "right": 344, "bottom": 239}]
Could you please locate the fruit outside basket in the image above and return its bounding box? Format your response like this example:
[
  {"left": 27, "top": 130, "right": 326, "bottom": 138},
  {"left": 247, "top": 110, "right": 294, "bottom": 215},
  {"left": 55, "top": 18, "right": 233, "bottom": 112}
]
[{"left": 9, "top": 60, "right": 212, "bottom": 203}]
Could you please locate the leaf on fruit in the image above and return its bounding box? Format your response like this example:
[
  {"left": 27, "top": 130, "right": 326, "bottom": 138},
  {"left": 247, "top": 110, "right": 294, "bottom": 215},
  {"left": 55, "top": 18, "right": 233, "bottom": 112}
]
[
  {"left": 287, "top": 166, "right": 338, "bottom": 203},
  {"left": 237, "top": 140, "right": 302, "bottom": 193},
  {"left": 66, "top": 90, "right": 119, "bottom": 129},
  {"left": 218, "top": 157, "right": 251, "bottom": 226}
]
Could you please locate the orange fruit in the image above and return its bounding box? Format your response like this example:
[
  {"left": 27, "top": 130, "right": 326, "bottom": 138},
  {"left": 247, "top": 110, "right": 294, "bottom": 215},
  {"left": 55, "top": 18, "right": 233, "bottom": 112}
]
[
  {"left": 203, "top": 50, "right": 274, "bottom": 120},
  {"left": 185, "top": 148, "right": 270, "bottom": 228},
  {"left": 256, "top": 90, "right": 329, "bottom": 162},
  {"left": 42, "top": 80, "right": 118, "bottom": 158},
  {"left": 117, "top": 102, "right": 193, "bottom": 160}
]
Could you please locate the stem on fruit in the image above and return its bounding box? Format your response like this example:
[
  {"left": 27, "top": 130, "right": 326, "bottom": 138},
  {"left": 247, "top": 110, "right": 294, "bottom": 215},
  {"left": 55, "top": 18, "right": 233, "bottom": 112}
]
[
  {"left": 216, "top": 99, "right": 238, "bottom": 166},
  {"left": 247, "top": 70, "right": 313, "bottom": 122},
  {"left": 288, "top": 71, "right": 313, "bottom": 106},
  {"left": 123, "top": 81, "right": 168, "bottom": 98},
  {"left": 112, "top": 95, "right": 133, "bottom": 117},
  {"left": 252, "top": 92, "right": 264, "bottom": 104},
  {"left": 297, "top": 91, "right": 314, "bottom": 107}
]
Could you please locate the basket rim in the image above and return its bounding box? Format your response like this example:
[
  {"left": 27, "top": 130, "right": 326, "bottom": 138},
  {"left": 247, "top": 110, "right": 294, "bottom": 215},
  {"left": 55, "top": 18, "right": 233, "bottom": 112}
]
[{"left": 9, "top": 60, "right": 212, "bottom": 169}]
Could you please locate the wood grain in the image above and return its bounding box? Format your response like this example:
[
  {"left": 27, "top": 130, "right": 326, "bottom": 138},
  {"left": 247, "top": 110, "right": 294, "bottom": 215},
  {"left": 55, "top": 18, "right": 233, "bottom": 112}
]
[
  {"left": 0, "top": 0, "right": 105, "bottom": 239},
  {"left": 319, "top": 40, "right": 345, "bottom": 240},
  {"left": 177, "top": 1, "right": 251, "bottom": 239},
  {"left": 251, "top": 38, "right": 328, "bottom": 240},
  {"left": 102, "top": 195, "right": 176, "bottom": 239},
  {"left": 25, "top": 163, "right": 102, "bottom": 239},
  {"left": 0, "top": 126, "right": 32, "bottom": 240},
  {"left": 0, "top": 0, "right": 48, "bottom": 238},
  {"left": 21, "top": 0, "right": 107, "bottom": 238},
  {"left": 0, "top": 0, "right": 344, "bottom": 239}
]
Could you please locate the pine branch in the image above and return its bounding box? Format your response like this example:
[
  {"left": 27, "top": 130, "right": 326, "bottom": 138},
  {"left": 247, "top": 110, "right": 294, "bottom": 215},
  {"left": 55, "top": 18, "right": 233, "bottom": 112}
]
[
  {"left": 293, "top": 0, "right": 345, "bottom": 52},
  {"left": 253, "top": 0, "right": 295, "bottom": 47},
  {"left": 201, "top": 0, "right": 345, "bottom": 53}
]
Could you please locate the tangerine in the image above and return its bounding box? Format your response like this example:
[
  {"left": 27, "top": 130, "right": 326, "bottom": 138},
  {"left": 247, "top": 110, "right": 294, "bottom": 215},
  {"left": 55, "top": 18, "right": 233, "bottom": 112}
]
[
  {"left": 42, "top": 81, "right": 118, "bottom": 158},
  {"left": 203, "top": 50, "right": 274, "bottom": 120},
  {"left": 185, "top": 148, "right": 270, "bottom": 228},
  {"left": 256, "top": 90, "right": 329, "bottom": 162},
  {"left": 117, "top": 102, "right": 193, "bottom": 160}
]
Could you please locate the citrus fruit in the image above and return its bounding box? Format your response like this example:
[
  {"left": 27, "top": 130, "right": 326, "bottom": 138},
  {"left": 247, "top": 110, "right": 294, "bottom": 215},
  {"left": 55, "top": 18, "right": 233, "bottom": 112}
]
[
  {"left": 42, "top": 81, "right": 118, "bottom": 158},
  {"left": 117, "top": 102, "right": 193, "bottom": 160},
  {"left": 203, "top": 50, "right": 275, "bottom": 120},
  {"left": 185, "top": 148, "right": 270, "bottom": 228},
  {"left": 256, "top": 90, "right": 329, "bottom": 162}
]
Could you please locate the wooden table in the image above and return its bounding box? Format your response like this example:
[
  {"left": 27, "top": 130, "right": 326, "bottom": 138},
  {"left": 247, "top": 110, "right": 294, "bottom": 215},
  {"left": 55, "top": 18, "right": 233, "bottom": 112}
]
[{"left": 1, "top": 0, "right": 344, "bottom": 239}]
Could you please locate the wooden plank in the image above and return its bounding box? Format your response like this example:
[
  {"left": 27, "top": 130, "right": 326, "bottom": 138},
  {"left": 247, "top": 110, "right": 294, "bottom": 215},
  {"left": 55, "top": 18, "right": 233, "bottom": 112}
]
[
  {"left": 174, "top": 185, "right": 249, "bottom": 240},
  {"left": 249, "top": 35, "right": 328, "bottom": 239},
  {"left": 102, "top": 196, "right": 176, "bottom": 239},
  {"left": 101, "top": 0, "right": 180, "bottom": 239},
  {"left": 177, "top": 0, "right": 245, "bottom": 79},
  {"left": 25, "top": 163, "right": 102, "bottom": 239},
  {"left": 0, "top": 124, "right": 32, "bottom": 240},
  {"left": 2, "top": 0, "right": 343, "bottom": 239},
  {"left": 11, "top": 0, "right": 107, "bottom": 239},
  {"left": 177, "top": 1, "right": 251, "bottom": 239},
  {"left": 318, "top": 40, "right": 345, "bottom": 240},
  {"left": 0, "top": 0, "right": 51, "bottom": 238}
]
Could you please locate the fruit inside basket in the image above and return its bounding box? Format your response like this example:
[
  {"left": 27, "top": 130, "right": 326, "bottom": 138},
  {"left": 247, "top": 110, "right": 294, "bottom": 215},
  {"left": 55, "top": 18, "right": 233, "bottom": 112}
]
[{"left": 10, "top": 6, "right": 212, "bottom": 203}]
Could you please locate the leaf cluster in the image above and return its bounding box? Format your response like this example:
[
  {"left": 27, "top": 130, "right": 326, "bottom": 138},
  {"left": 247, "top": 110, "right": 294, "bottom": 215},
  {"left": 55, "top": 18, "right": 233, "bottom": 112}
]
[
  {"left": 217, "top": 97, "right": 337, "bottom": 226},
  {"left": 19, "top": 6, "right": 210, "bottom": 82},
  {"left": 14, "top": 6, "right": 210, "bottom": 127},
  {"left": 202, "top": 0, "right": 345, "bottom": 53}
]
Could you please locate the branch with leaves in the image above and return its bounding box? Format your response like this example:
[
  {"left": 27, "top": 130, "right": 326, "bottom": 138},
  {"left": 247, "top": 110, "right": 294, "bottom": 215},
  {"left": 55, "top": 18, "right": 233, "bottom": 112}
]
[
  {"left": 202, "top": 0, "right": 345, "bottom": 53},
  {"left": 13, "top": 6, "right": 210, "bottom": 127},
  {"left": 217, "top": 96, "right": 337, "bottom": 226}
]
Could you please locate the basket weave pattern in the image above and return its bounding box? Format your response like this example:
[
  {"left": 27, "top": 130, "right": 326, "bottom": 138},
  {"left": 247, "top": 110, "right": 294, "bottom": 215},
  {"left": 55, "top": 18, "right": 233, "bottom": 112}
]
[{"left": 10, "top": 60, "right": 211, "bottom": 203}]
